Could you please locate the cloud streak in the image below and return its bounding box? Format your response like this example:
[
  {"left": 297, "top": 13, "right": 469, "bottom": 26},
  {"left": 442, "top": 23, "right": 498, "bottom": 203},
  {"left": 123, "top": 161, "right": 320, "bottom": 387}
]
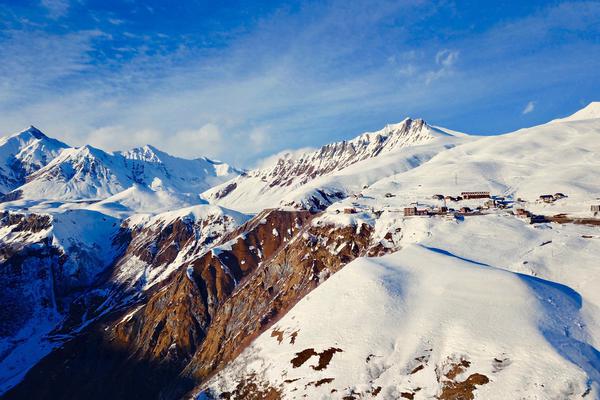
[{"left": 522, "top": 101, "right": 536, "bottom": 115}]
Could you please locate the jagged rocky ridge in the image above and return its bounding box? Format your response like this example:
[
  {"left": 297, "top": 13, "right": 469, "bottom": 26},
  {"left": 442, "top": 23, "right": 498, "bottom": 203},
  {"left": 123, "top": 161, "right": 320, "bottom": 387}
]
[{"left": 202, "top": 118, "right": 461, "bottom": 212}]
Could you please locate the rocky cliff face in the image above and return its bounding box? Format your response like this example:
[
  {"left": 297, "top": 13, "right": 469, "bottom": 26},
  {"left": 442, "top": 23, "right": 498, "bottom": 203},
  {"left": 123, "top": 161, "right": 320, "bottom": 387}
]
[
  {"left": 2, "top": 206, "right": 395, "bottom": 399},
  {"left": 0, "top": 212, "right": 57, "bottom": 338},
  {"left": 111, "top": 206, "right": 248, "bottom": 294},
  {"left": 0, "top": 205, "right": 248, "bottom": 396}
]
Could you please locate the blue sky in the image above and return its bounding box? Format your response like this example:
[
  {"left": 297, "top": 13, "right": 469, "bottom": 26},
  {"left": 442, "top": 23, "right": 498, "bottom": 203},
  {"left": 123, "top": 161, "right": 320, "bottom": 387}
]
[{"left": 0, "top": 0, "right": 598, "bottom": 166}]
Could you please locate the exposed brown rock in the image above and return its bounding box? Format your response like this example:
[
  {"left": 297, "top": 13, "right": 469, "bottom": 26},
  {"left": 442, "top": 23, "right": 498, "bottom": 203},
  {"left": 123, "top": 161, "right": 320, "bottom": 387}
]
[
  {"left": 213, "top": 373, "right": 281, "bottom": 400},
  {"left": 291, "top": 349, "right": 318, "bottom": 368},
  {"left": 410, "top": 364, "right": 424, "bottom": 375},
  {"left": 289, "top": 330, "right": 298, "bottom": 345},
  {"left": 438, "top": 373, "right": 489, "bottom": 400},
  {"left": 271, "top": 328, "right": 285, "bottom": 344},
  {"left": 182, "top": 219, "right": 373, "bottom": 388},
  {"left": 445, "top": 358, "right": 471, "bottom": 380},
  {"left": 312, "top": 347, "right": 343, "bottom": 371},
  {"left": 0, "top": 211, "right": 52, "bottom": 233},
  {"left": 307, "top": 378, "right": 334, "bottom": 387}
]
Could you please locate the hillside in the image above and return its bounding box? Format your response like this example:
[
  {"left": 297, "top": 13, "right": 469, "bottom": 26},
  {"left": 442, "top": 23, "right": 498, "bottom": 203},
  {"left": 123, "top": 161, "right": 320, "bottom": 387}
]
[
  {"left": 200, "top": 214, "right": 600, "bottom": 399},
  {"left": 1, "top": 104, "right": 599, "bottom": 400}
]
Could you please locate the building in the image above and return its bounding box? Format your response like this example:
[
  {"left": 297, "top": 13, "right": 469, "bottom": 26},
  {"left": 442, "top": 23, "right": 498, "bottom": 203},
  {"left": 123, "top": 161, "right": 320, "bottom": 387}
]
[
  {"left": 553, "top": 193, "right": 567, "bottom": 200},
  {"left": 459, "top": 207, "right": 472, "bottom": 213},
  {"left": 461, "top": 191, "right": 490, "bottom": 199},
  {"left": 432, "top": 194, "right": 445, "bottom": 200},
  {"left": 539, "top": 194, "right": 554, "bottom": 203},
  {"left": 343, "top": 208, "right": 357, "bottom": 214},
  {"left": 404, "top": 207, "right": 429, "bottom": 216}
]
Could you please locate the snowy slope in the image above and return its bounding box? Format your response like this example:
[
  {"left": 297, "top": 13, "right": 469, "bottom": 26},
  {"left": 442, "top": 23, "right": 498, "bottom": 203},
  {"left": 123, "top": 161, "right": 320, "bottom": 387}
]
[
  {"left": 551, "top": 101, "right": 600, "bottom": 123},
  {"left": 5, "top": 143, "right": 241, "bottom": 203},
  {"left": 87, "top": 184, "right": 206, "bottom": 218},
  {"left": 201, "top": 218, "right": 600, "bottom": 399},
  {"left": 0, "top": 126, "right": 69, "bottom": 194},
  {"left": 346, "top": 113, "right": 600, "bottom": 219},
  {"left": 203, "top": 118, "right": 468, "bottom": 212},
  {"left": 119, "top": 145, "right": 240, "bottom": 192}
]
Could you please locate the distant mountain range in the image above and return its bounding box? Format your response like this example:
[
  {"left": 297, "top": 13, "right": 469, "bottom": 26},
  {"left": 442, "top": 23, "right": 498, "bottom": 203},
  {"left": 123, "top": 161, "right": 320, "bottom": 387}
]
[
  {"left": 0, "top": 127, "right": 241, "bottom": 205},
  {"left": 1, "top": 103, "right": 600, "bottom": 400}
]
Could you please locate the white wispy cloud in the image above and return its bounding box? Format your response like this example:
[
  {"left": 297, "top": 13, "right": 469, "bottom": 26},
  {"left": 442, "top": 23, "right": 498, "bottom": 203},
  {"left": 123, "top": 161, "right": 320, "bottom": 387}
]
[
  {"left": 425, "top": 49, "right": 460, "bottom": 84},
  {"left": 522, "top": 101, "right": 536, "bottom": 114},
  {"left": 435, "top": 49, "right": 459, "bottom": 67}
]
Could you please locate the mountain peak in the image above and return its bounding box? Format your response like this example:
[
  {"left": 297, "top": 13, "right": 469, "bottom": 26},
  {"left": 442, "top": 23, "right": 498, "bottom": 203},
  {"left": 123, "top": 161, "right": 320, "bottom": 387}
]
[
  {"left": 70, "top": 144, "right": 110, "bottom": 159},
  {"left": 2, "top": 126, "right": 70, "bottom": 151},
  {"left": 7, "top": 125, "right": 48, "bottom": 141},
  {"left": 121, "top": 144, "right": 166, "bottom": 163},
  {"left": 24, "top": 125, "right": 47, "bottom": 140}
]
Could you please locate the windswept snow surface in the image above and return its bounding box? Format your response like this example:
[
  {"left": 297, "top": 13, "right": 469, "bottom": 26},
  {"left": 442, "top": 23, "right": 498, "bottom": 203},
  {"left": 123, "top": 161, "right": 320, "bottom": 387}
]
[
  {"left": 87, "top": 184, "right": 207, "bottom": 218},
  {"left": 203, "top": 215, "right": 600, "bottom": 399}
]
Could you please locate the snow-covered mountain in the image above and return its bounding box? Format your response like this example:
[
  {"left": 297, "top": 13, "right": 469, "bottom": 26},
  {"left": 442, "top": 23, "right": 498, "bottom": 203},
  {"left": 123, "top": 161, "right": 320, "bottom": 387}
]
[
  {"left": 2, "top": 104, "right": 600, "bottom": 400},
  {"left": 203, "top": 118, "right": 468, "bottom": 212},
  {"left": 0, "top": 135, "right": 241, "bottom": 205},
  {"left": 0, "top": 126, "right": 69, "bottom": 195}
]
